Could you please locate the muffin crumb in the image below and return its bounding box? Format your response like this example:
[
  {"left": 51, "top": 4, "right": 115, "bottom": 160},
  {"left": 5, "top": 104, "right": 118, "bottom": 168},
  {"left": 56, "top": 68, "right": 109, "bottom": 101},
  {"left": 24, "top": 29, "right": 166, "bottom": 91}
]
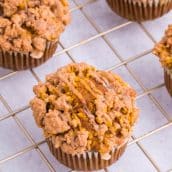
[
  {"left": 30, "top": 63, "right": 138, "bottom": 157},
  {"left": 153, "top": 25, "right": 172, "bottom": 70},
  {"left": 0, "top": 0, "right": 70, "bottom": 56}
]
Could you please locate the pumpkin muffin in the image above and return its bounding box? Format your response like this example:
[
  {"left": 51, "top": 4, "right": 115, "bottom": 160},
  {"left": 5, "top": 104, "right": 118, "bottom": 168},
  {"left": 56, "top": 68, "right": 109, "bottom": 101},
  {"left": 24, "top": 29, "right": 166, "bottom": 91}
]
[
  {"left": 153, "top": 25, "right": 172, "bottom": 96},
  {"left": 0, "top": 0, "right": 70, "bottom": 70},
  {"left": 106, "top": 0, "right": 172, "bottom": 21},
  {"left": 30, "top": 63, "right": 138, "bottom": 170}
]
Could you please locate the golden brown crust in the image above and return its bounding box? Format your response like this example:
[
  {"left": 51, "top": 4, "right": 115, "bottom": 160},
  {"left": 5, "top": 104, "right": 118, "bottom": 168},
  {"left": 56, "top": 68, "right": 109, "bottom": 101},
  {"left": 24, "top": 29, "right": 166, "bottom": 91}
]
[
  {"left": 153, "top": 25, "right": 172, "bottom": 70},
  {"left": 30, "top": 63, "right": 138, "bottom": 156},
  {"left": 0, "top": 0, "right": 70, "bottom": 56}
]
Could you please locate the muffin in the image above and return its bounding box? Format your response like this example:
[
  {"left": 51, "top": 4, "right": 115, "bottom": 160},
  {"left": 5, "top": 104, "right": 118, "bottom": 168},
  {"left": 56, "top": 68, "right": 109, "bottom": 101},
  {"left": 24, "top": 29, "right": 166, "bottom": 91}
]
[
  {"left": 0, "top": 0, "right": 70, "bottom": 70},
  {"left": 30, "top": 63, "right": 138, "bottom": 170},
  {"left": 106, "top": 0, "right": 172, "bottom": 21},
  {"left": 153, "top": 25, "right": 172, "bottom": 96}
]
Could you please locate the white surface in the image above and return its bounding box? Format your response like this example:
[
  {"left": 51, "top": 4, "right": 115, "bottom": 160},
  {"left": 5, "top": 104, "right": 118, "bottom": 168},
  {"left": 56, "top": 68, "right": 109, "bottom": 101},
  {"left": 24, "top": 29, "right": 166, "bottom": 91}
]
[
  {"left": 78, "top": 0, "right": 127, "bottom": 31},
  {"left": 105, "top": 23, "right": 154, "bottom": 60},
  {"left": 0, "top": 71, "right": 37, "bottom": 110},
  {"left": 61, "top": 9, "right": 97, "bottom": 47},
  {"left": 133, "top": 96, "right": 168, "bottom": 138},
  {"left": 108, "top": 144, "right": 157, "bottom": 172},
  {"left": 0, "top": 68, "right": 12, "bottom": 78},
  {"left": 0, "top": 150, "right": 50, "bottom": 172},
  {"left": 0, "top": 101, "right": 8, "bottom": 116},
  {"left": 128, "top": 53, "right": 164, "bottom": 89},
  {"left": 143, "top": 12, "right": 172, "bottom": 41},
  {"left": 152, "top": 86, "right": 172, "bottom": 120},
  {"left": 69, "top": 37, "right": 120, "bottom": 69},
  {"left": 0, "top": 118, "right": 30, "bottom": 159},
  {"left": 140, "top": 126, "right": 172, "bottom": 172},
  {"left": 17, "top": 109, "right": 44, "bottom": 143},
  {"left": 112, "top": 66, "right": 143, "bottom": 94},
  {"left": 33, "top": 46, "right": 72, "bottom": 81},
  {"left": 0, "top": 0, "right": 172, "bottom": 172}
]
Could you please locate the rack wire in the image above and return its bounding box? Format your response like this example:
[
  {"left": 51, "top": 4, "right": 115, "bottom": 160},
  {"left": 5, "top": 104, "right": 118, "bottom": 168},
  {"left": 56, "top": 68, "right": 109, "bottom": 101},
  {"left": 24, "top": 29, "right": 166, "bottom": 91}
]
[{"left": 0, "top": 0, "right": 171, "bottom": 172}]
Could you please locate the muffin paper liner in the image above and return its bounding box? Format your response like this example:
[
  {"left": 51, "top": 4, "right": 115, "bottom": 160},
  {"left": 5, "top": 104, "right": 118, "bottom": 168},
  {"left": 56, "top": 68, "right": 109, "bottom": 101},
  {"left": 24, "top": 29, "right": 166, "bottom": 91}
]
[
  {"left": 164, "top": 68, "right": 172, "bottom": 96},
  {"left": 0, "top": 41, "right": 58, "bottom": 71},
  {"left": 106, "top": 0, "right": 172, "bottom": 21},
  {"left": 47, "top": 138, "right": 128, "bottom": 171}
]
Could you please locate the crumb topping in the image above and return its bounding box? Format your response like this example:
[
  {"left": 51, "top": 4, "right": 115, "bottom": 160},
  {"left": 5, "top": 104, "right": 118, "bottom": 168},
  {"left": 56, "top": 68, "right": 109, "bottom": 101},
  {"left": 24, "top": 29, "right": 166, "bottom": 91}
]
[
  {"left": 30, "top": 63, "right": 138, "bottom": 157},
  {"left": 0, "top": 0, "right": 70, "bottom": 57},
  {"left": 153, "top": 25, "right": 172, "bottom": 70}
]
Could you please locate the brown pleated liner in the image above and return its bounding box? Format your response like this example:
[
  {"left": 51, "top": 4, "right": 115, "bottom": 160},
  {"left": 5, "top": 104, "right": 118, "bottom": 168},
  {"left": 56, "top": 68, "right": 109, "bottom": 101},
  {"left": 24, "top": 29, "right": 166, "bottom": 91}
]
[
  {"left": 106, "top": 0, "right": 172, "bottom": 21},
  {"left": 47, "top": 138, "right": 128, "bottom": 171},
  {"left": 0, "top": 41, "right": 58, "bottom": 71},
  {"left": 164, "top": 68, "right": 172, "bottom": 96}
]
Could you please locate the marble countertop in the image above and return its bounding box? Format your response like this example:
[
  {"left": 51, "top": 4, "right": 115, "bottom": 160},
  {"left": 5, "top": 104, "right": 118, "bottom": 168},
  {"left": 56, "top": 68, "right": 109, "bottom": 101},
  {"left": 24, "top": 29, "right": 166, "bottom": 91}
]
[{"left": 0, "top": 0, "right": 172, "bottom": 172}]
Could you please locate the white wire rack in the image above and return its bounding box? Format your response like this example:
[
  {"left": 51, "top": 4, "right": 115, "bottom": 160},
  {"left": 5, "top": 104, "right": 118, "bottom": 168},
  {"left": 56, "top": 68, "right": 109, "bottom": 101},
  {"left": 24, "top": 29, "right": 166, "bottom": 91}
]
[{"left": 0, "top": 0, "right": 172, "bottom": 172}]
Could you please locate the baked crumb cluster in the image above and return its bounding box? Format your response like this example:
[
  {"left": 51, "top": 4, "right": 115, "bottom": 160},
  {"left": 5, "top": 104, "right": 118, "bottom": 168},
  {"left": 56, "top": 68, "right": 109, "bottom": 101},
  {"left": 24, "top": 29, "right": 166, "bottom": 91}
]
[
  {"left": 153, "top": 25, "right": 172, "bottom": 70},
  {"left": 30, "top": 63, "right": 138, "bottom": 158},
  {"left": 0, "top": 0, "right": 70, "bottom": 58}
]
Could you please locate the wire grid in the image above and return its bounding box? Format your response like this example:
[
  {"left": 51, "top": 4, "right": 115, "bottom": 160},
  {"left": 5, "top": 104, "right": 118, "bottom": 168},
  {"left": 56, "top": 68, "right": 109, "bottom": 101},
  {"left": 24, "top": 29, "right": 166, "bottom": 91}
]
[{"left": 0, "top": 0, "right": 171, "bottom": 171}]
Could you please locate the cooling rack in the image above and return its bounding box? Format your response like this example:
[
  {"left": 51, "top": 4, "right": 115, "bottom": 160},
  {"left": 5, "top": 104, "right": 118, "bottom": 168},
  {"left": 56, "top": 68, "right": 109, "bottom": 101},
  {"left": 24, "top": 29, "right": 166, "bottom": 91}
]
[{"left": 0, "top": 0, "right": 172, "bottom": 172}]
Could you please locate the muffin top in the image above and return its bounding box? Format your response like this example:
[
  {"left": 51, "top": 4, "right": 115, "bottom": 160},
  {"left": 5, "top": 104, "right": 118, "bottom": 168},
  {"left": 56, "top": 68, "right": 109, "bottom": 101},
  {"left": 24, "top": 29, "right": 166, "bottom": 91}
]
[
  {"left": 153, "top": 25, "right": 172, "bottom": 70},
  {"left": 0, "top": 0, "right": 70, "bottom": 58},
  {"left": 30, "top": 63, "right": 138, "bottom": 159}
]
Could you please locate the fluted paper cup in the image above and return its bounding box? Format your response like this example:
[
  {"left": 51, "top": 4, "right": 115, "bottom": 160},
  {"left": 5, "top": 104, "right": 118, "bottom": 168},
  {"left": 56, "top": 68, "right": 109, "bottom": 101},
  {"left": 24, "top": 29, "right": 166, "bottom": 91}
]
[
  {"left": 106, "top": 0, "right": 172, "bottom": 21},
  {"left": 164, "top": 68, "right": 172, "bottom": 96},
  {"left": 47, "top": 138, "right": 128, "bottom": 171},
  {"left": 0, "top": 41, "right": 58, "bottom": 71}
]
